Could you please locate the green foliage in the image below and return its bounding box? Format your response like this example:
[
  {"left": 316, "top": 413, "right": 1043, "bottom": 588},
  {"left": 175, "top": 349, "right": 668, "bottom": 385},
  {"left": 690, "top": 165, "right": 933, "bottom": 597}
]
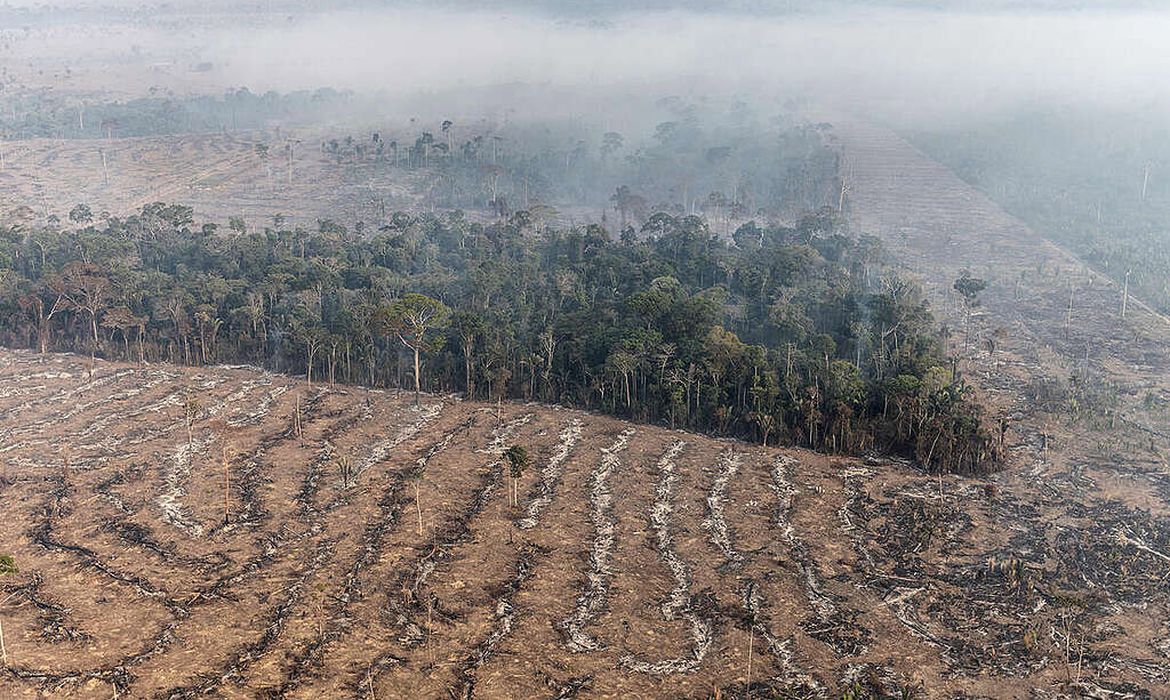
[
  {"left": 0, "top": 200, "right": 997, "bottom": 473},
  {"left": 953, "top": 270, "right": 987, "bottom": 307},
  {"left": 911, "top": 107, "right": 1170, "bottom": 313},
  {"left": 504, "top": 445, "right": 531, "bottom": 479},
  {"left": 0, "top": 554, "right": 17, "bottom": 576},
  {"left": 379, "top": 293, "right": 450, "bottom": 352}
]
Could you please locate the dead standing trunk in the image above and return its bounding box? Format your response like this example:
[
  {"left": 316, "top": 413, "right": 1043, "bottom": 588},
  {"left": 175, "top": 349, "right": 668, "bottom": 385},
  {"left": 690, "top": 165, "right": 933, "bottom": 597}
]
[
  {"left": 412, "top": 345, "right": 421, "bottom": 407},
  {"left": 463, "top": 338, "right": 474, "bottom": 399},
  {"left": 89, "top": 312, "right": 99, "bottom": 365}
]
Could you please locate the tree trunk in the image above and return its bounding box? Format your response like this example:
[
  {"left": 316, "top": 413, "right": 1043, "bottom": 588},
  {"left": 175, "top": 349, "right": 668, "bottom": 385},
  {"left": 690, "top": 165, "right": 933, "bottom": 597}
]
[
  {"left": 464, "top": 339, "right": 474, "bottom": 398},
  {"left": 306, "top": 343, "right": 316, "bottom": 385},
  {"left": 413, "top": 346, "right": 422, "bottom": 406}
]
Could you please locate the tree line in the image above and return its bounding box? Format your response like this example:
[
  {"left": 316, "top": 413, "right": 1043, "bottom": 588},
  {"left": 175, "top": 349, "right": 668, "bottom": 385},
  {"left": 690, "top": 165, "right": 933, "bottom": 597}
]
[
  {"left": 318, "top": 106, "right": 839, "bottom": 228},
  {"left": 0, "top": 87, "right": 357, "bottom": 141},
  {"left": 909, "top": 106, "right": 1170, "bottom": 314},
  {"left": 0, "top": 202, "right": 1000, "bottom": 474}
]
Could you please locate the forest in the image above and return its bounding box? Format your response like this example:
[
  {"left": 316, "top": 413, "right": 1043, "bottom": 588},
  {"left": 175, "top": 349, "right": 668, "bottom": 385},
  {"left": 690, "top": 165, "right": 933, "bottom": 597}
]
[
  {"left": 0, "top": 86, "right": 839, "bottom": 230},
  {"left": 0, "top": 201, "right": 997, "bottom": 474},
  {"left": 8, "top": 3, "right": 1170, "bottom": 697},
  {"left": 316, "top": 109, "right": 838, "bottom": 224},
  {"left": 0, "top": 88, "right": 359, "bottom": 140},
  {"left": 909, "top": 106, "right": 1170, "bottom": 313}
]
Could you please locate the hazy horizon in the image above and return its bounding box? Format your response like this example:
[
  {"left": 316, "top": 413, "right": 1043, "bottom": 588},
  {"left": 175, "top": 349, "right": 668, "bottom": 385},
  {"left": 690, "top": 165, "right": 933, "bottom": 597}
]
[{"left": 2, "top": 2, "right": 1169, "bottom": 130}]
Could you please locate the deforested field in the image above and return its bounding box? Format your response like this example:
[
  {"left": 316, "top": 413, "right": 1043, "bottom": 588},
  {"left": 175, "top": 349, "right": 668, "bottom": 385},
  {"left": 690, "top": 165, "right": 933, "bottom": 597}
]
[
  {"left": 0, "top": 131, "right": 423, "bottom": 231},
  {"left": 0, "top": 349, "right": 1167, "bottom": 699}
]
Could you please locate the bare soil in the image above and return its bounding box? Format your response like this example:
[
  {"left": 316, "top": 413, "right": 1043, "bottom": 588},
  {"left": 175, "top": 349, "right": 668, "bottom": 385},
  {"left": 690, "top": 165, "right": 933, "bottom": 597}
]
[
  {"left": 0, "top": 120, "right": 1169, "bottom": 699},
  {"left": 0, "top": 345, "right": 1163, "bottom": 699},
  {"left": 0, "top": 130, "right": 432, "bottom": 231}
]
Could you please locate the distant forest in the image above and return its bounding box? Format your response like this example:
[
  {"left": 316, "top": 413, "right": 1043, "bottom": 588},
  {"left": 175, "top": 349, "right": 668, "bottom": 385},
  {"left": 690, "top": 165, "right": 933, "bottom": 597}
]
[
  {"left": 0, "top": 89, "right": 840, "bottom": 223},
  {"left": 316, "top": 108, "right": 838, "bottom": 225},
  {"left": 909, "top": 107, "right": 1170, "bottom": 313},
  {"left": 0, "top": 204, "right": 998, "bottom": 474},
  {"left": 0, "top": 88, "right": 358, "bottom": 140}
]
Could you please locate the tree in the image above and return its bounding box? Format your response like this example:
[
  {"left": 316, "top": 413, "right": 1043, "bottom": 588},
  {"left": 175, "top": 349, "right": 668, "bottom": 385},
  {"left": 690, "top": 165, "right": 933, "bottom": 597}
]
[
  {"left": 953, "top": 270, "right": 987, "bottom": 308},
  {"left": 504, "top": 444, "right": 530, "bottom": 506},
  {"left": 450, "top": 311, "right": 485, "bottom": 398},
  {"left": 600, "top": 131, "right": 623, "bottom": 161},
  {"left": 752, "top": 411, "right": 778, "bottom": 446},
  {"left": 611, "top": 186, "right": 647, "bottom": 231},
  {"left": 193, "top": 304, "right": 223, "bottom": 365},
  {"left": 101, "top": 306, "right": 145, "bottom": 361},
  {"left": 441, "top": 119, "right": 454, "bottom": 152},
  {"left": 158, "top": 291, "right": 194, "bottom": 364},
  {"left": 732, "top": 221, "right": 763, "bottom": 250},
  {"left": 953, "top": 270, "right": 987, "bottom": 350},
  {"left": 184, "top": 393, "right": 201, "bottom": 449},
  {"left": 53, "top": 262, "right": 112, "bottom": 366},
  {"left": 18, "top": 287, "right": 67, "bottom": 355},
  {"left": 380, "top": 294, "right": 450, "bottom": 405},
  {"left": 68, "top": 203, "right": 93, "bottom": 225},
  {"left": 295, "top": 324, "right": 327, "bottom": 386},
  {"left": 605, "top": 350, "right": 637, "bottom": 410}
]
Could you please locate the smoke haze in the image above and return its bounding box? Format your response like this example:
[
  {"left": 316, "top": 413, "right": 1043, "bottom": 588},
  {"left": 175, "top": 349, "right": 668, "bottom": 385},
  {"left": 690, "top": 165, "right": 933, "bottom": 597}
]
[{"left": 4, "top": 3, "right": 1170, "bottom": 128}]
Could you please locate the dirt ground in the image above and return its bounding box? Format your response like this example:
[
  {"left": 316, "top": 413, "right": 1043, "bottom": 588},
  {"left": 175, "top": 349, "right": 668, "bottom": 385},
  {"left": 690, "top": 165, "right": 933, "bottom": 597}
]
[
  {"left": 0, "top": 128, "right": 615, "bottom": 233},
  {"left": 0, "top": 343, "right": 1164, "bottom": 699},
  {"left": 1, "top": 120, "right": 1170, "bottom": 698},
  {"left": 0, "top": 130, "right": 434, "bottom": 232},
  {"left": 830, "top": 119, "right": 1170, "bottom": 699}
]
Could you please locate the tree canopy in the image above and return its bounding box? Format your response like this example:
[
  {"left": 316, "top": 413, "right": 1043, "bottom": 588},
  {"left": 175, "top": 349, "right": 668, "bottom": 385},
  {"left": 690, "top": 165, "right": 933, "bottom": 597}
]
[{"left": 0, "top": 203, "right": 998, "bottom": 474}]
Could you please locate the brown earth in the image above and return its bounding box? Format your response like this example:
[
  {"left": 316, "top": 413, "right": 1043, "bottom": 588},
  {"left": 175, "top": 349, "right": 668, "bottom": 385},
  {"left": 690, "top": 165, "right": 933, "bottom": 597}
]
[
  {"left": 0, "top": 130, "right": 611, "bottom": 233},
  {"left": 0, "top": 351, "right": 929, "bottom": 699},
  {"left": 0, "top": 332, "right": 1164, "bottom": 700},
  {"left": 830, "top": 119, "right": 1170, "bottom": 698},
  {"left": 0, "top": 130, "right": 431, "bottom": 231},
  {"left": 1, "top": 120, "right": 1169, "bottom": 699}
]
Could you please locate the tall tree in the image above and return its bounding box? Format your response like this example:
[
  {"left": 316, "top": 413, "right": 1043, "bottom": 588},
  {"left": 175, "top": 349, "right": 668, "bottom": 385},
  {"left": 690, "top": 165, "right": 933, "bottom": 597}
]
[
  {"left": 953, "top": 270, "right": 987, "bottom": 351},
  {"left": 450, "top": 311, "right": 485, "bottom": 399},
  {"left": 380, "top": 294, "right": 450, "bottom": 405},
  {"left": 53, "top": 262, "right": 112, "bottom": 365},
  {"left": 18, "top": 287, "right": 67, "bottom": 355}
]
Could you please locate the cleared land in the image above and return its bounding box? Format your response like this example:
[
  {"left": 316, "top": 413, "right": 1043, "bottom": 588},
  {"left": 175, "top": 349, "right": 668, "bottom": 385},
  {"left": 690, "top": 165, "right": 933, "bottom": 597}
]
[
  {"left": 834, "top": 120, "right": 1170, "bottom": 697},
  {"left": 0, "top": 130, "right": 608, "bottom": 232},
  {"left": 0, "top": 343, "right": 1166, "bottom": 698},
  {"left": 0, "top": 122, "right": 1169, "bottom": 698},
  {"left": 0, "top": 351, "right": 894, "bottom": 698},
  {"left": 0, "top": 131, "right": 425, "bottom": 231}
]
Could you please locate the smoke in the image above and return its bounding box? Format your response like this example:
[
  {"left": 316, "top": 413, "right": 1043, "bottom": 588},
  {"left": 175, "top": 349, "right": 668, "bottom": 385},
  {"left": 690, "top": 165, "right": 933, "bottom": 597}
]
[
  {"left": 5, "top": 3, "right": 1170, "bottom": 129},
  {"left": 202, "top": 7, "right": 1170, "bottom": 127}
]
